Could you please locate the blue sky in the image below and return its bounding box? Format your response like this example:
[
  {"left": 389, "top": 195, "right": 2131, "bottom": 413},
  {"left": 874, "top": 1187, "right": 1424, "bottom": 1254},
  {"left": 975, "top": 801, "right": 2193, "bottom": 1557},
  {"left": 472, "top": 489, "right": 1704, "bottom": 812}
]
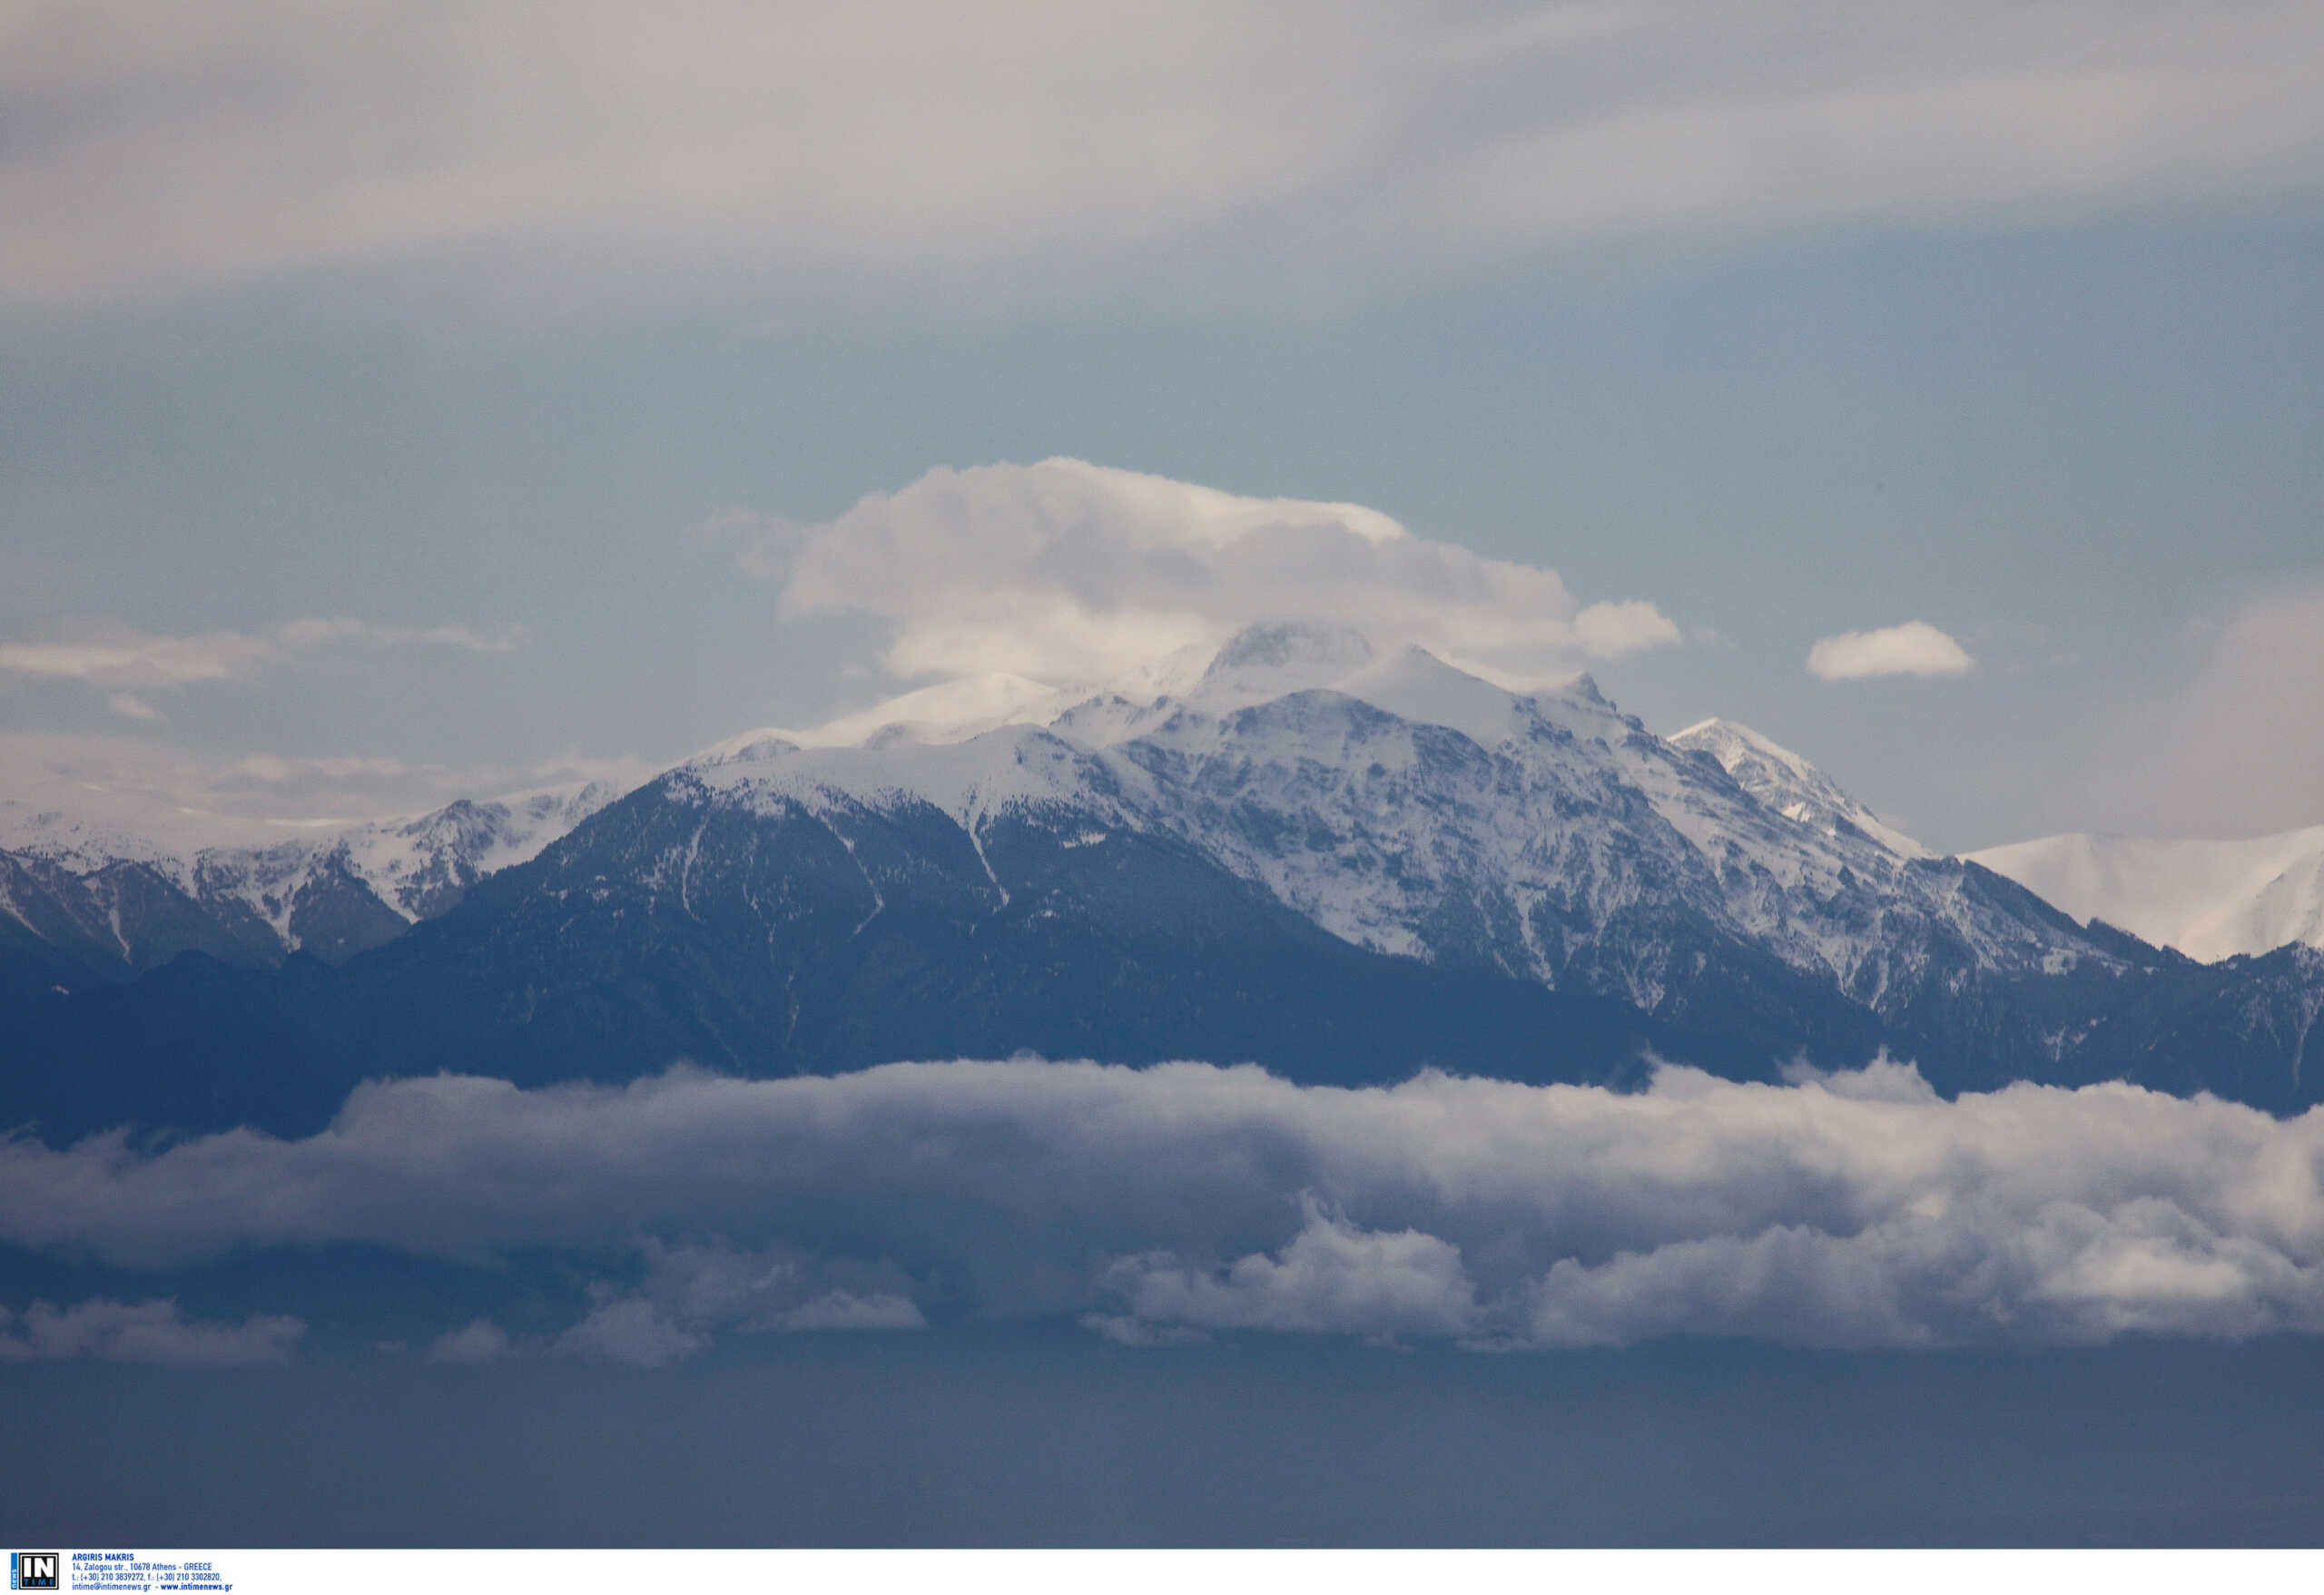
[{"left": 4, "top": 1, "right": 2321, "bottom": 852}]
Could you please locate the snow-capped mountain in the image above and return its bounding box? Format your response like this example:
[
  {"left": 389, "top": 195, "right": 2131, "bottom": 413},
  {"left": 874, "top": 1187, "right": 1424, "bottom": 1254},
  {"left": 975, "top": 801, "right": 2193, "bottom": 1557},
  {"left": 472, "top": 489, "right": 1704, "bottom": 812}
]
[
  {"left": 0, "top": 781, "right": 622, "bottom": 974},
  {"left": 1970, "top": 826, "right": 2324, "bottom": 963},
  {"left": 665, "top": 633, "right": 2093, "bottom": 1021},
  {"left": 12, "top": 622, "right": 2324, "bottom": 1138}
]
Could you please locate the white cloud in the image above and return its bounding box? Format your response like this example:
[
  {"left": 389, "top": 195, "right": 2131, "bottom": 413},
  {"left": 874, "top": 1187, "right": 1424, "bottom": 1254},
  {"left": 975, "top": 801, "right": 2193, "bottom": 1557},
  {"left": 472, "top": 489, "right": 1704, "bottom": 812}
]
[
  {"left": 6, "top": 2, "right": 2324, "bottom": 312},
  {"left": 0, "top": 616, "right": 527, "bottom": 694},
  {"left": 554, "top": 1295, "right": 709, "bottom": 1369},
  {"left": 16, "top": 1057, "right": 2324, "bottom": 1352},
  {"left": 0, "top": 1297, "right": 303, "bottom": 1367},
  {"left": 2132, "top": 585, "right": 2324, "bottom": 837},
  {"left": 0, "top": 624, "right": 278, "bottom": 689},
  {"left": 427, "top": 1316, "right": 512, "bottom": 1364},
  {"left": 766, "top": 458, "right": 1679, "bottom": 695},
  {"left": 0, "top": 731, "right": 648, "bottom": 852},
  {"left": 1110, "top": 1198, "right": 1480, "bottom": 1340},
  {"left": 773, "top": 1291, "right": 927, "bottom": 1333},
  {"left": 687, "top": 507, "right": 812, "bottom": 584},
  {"left": 1806, "top": 621, "right": 1974, "bottom": 681},
  {"left": 271, "top": 618, "right": 527, "bottom": 654},
  {"left": 1080, "top": 1314, "right": 1211, "bottom": 1348}
]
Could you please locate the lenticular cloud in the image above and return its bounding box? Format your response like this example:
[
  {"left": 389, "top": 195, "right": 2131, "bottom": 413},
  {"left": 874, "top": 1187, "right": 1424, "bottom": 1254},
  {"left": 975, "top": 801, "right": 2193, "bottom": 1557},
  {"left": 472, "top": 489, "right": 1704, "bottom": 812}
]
[
  {"left": 762, "top": 458, "right": 1681, "bottom": 693},
  {"left": 8, "top": 1057, "right": 2324, "bottom": 1352}
]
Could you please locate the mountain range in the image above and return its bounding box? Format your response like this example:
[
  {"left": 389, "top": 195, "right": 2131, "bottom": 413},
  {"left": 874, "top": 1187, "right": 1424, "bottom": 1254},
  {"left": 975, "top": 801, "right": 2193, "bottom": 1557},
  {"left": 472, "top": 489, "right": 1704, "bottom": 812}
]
[
  {"left": 5, "top": 624, "right": 2321, "bottom": 1138},
  {"left": 0, "top": 782, "right": 617, "bottom": 982}
]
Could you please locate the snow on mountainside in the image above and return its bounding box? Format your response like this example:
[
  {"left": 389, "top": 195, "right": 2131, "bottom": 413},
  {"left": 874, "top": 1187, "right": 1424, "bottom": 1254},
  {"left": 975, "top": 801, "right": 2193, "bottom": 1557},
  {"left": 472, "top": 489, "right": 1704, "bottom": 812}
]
[
  {"left": 1669, "top": 718, "right": 1931, "bottom": 860},
  {"left": 0, "top": 622, "right": 2233, "bottom": 1020},
  {"left": 670, "top": 625, "right": 2098, "bottom": 1018},
  {"left": 22, "top": 621, "right": 2324, "bottom": 1123},
  {"left": 0, "top": 780, "right": 623, "bottom": 969},
  {"left": 1969, "top": 827, "right": 2324, "bottom": 962},
  {"left": 194, "top": 781, "right": 625, "bottom": 939}
]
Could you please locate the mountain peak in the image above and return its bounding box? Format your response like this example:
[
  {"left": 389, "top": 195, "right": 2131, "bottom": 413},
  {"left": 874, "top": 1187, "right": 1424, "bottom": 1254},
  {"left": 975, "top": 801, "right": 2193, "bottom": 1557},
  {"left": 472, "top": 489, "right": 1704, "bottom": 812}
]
[
  {"left": 1669, "top": 717, "right": 1929, "bottom": 860},
  {"left": 1204, "top": 621, "right": 1376, "bottom": 675},
  {"left": 1328, "top": 645, "right": 1534, "bottom": 748}
]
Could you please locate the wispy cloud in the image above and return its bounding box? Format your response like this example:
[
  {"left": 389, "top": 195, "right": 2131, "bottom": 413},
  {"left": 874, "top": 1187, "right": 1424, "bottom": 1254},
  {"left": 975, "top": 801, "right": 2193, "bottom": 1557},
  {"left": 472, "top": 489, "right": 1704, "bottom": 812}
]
[
  {"left": 0, "top": 616, "right": 528, "bottom": 698},
  {"left": 1807, "top": 620, "right": 1974, "bottom": 681},
  {"left": 15, "top": 1058, "right": 2324, "bottom": 1354},
  {"left": 427, "top": 1317, "right": 512, "bottom": 1365},
  {"left": 0, "top": 1298, "right": 303, "bottom": 1367},
  {"left": 104, "top": 692, "right": 162, "bottom": 722},
  {"left": 271, "top": 618, "right": 527, "bottom": 654},
  {"left": 2123, "top": 584, "right": 2324, "bottom": 837},
  {"left": 8, "top": 2, "right": 2323, "bottom": 312},
  {"left": 0, "top": 625, "right": 278, "bottom": 689},
  {"left": 554, "top": 1294, "right": 708, "bottom": 1370},
  {"left": 0, "top": 730, "right": 650, "bottom": 848}
]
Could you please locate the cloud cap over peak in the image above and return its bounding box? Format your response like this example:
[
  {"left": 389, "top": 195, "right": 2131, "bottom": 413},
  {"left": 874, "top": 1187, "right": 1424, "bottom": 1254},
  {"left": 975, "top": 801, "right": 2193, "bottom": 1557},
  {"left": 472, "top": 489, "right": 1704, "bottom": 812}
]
[
  {"left": 761, "top": 458, "right": 1679, "bottom": 694},
  {"left": 1807, "top": 620, "right": 1974, "bottom": 681}
]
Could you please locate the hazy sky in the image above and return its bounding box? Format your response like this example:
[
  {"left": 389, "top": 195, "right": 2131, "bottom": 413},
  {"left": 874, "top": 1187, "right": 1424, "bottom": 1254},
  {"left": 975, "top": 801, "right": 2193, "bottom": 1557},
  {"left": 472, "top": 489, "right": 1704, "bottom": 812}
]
[{"left": 5, "top": 0, "right": 2321, "bottom": 852}]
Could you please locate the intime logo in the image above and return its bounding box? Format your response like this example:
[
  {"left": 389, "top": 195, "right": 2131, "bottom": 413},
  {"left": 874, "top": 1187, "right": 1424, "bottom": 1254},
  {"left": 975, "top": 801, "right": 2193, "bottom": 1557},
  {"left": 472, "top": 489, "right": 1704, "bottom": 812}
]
[{"left": 9, "top": 1553, "right": 58, "bottom": 1591}]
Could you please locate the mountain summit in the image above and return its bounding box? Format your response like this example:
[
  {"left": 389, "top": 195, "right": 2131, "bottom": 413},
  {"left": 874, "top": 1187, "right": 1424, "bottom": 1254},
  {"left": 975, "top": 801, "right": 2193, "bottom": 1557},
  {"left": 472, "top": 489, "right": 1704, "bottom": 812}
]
[{"left": 1669, "top": 717, "right": 1930, "bottom": 860}]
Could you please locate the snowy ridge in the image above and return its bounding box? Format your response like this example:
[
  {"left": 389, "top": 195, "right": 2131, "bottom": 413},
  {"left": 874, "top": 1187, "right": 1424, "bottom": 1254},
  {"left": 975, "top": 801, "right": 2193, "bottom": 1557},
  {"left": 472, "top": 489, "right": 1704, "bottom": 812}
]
[
  {"left": 1669, "top": 717, "right": 1931, "bottom": 860},
  {"left": 685, "top": 720, "right": 1151, "bottom": 827},
  {"left": 694, "top": 672, "right": 1080, "bottom": 756},
  {"left": 13, "top": 622, "right": 2253, "bottom": 1019},
  {"left": 202, "top": 779, "right": 625, "bottom": 937},
  {"left": 0, "top": 798, "right": 278, "bottom": 888},
  {"left": 650, "top": 624, "right": 2098, "bottom": 1015},
  {"left": 0, "top": 779, "right": 625, "bottom": 964},
  {"left": 1970, "top": 827, "right": 2324, "bottom": 962}
]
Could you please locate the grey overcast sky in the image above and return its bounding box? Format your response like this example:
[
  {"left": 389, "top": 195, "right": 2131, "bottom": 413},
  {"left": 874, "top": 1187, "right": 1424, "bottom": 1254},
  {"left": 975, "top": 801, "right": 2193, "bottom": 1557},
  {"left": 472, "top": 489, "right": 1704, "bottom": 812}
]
[{"left": 4, "top": 0, "right": 2321, "bottom": 853}]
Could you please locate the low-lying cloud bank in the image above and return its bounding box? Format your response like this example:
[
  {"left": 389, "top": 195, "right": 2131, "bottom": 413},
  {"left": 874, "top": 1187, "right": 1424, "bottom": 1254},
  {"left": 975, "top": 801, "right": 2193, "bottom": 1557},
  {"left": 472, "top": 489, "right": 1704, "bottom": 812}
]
[{"left": 10, "top": 1058, "right": 2324, "bottom": 1354}]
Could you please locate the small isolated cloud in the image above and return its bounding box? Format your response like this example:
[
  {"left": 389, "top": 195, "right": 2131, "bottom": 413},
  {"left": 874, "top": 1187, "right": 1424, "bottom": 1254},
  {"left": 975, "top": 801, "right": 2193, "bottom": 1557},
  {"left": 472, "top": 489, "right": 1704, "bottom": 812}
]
[
  {"left": 0, "top": 616, "right": 528, "bottom": 698},
  {"left": 427, "top": 1316, "right": 512, "bottom": 1364},
  {"left": 554, "top": 1295, "right": 709, "bottom": 1369},
  {"left": 271, "top": 618, "right": 528, "bottom": 654},
  {"left": 1806, "top": 621, "right": 1974, "bottom": 681},
  {"left": 0, "top": 1298, "right": 303, "bottom": 1367},
  {"left": 1080, "top": 1314, "right": 1210, "bottom": 1349},
  {"left": 772, "top": 1290, "right": 926, "bottom": 1333},
  {"left": 763, "top": 458, "right": 1679, "bottom": 693}
]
